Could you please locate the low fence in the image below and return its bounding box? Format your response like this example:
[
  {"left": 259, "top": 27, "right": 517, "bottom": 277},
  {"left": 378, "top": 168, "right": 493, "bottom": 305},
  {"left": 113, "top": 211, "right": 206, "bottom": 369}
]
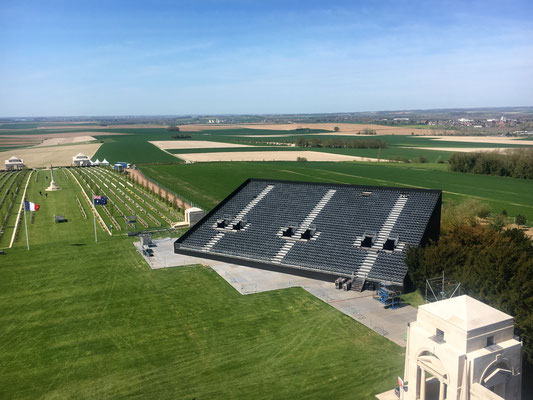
[{"left": 126, "top": 168, "right": 201, "bottom": 211}]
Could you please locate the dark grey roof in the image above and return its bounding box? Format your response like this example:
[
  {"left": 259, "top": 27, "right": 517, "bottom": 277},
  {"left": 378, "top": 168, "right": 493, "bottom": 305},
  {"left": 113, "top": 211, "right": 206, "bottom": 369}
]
[{"left": 175, "top": 179, "right": 441, "bottom": 285}]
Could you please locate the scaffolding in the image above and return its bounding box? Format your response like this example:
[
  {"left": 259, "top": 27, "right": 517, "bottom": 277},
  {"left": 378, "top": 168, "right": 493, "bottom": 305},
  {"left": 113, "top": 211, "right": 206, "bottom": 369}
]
[{"left": 425, "top": 272, "right": 462, "bottom": 303}]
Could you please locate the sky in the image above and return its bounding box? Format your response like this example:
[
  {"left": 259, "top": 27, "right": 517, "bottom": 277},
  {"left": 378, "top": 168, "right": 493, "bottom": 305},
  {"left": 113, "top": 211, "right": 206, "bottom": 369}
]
[{"left": 1, "top": 0, "right": 532, "bottom": 117}]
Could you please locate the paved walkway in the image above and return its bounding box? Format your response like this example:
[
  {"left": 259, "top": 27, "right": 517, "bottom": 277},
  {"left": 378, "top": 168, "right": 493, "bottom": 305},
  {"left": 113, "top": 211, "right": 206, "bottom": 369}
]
[{"left": 135, "top": 238, "right": 417, "bottom": 347}]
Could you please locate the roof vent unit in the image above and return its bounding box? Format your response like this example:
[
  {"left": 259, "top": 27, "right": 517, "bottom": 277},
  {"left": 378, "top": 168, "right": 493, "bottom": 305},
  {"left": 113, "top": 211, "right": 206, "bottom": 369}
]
[
  {"left": 301, "top": 224, "right": 316, "bottom": 240},
  {"left": 383, "top": 235, "right": 399, "bottom": 251},
  {"left": 217, "top": 215, "right": 232, "bottom": 229},
  {"left": 282, "top": 226, "right": 295, "bottom": 237},
  {"left": 216, "top": 219, "right": 229, "bottom": 229},
  {"left": 232, "top": 219, "right": 246, "bottom": 231},
  {"left": 361, "top": 232, "right": 376, "bottom": 248},
  {"left": 361, "top": 191, "right": 372, "bottom": 197}
]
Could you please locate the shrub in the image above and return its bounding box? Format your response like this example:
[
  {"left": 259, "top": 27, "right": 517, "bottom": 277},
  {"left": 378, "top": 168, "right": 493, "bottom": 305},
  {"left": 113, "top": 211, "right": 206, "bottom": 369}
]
[
  {"left": 296, "top": 157, "right": 307, "bottom": 162},
  {"left": 449, "top": 148, "right": 533, "bottom": 179},
  {"left": 389, "top": 156, "right": 410, "bottom": 163},
  {"left": 412, "top": 156, "right": 428, "bottom": 163},
  {"left": 294, "top": 137, "right": 386, "bottom": 149},
  {"left": 489, "top": 214, "right": 506, "bottom": 232},
  {"left": 515, "top": 214, "right": 527, "bottom": 226},
  {"left": 441, "top": 199, "right": 490, "bottom": 229}
]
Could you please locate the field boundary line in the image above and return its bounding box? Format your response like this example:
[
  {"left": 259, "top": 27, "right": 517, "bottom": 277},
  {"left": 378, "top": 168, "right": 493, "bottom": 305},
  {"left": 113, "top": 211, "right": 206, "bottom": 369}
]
[
  {"left": 66, "top": 168, "right": 111, "bottom": 235},
  {"left": 9, "top": 170, "right": 33, "bottom": 248}
]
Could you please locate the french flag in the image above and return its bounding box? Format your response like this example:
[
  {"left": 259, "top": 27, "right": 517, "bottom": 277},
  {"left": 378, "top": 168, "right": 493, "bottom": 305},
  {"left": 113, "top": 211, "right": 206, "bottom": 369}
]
[{"left": 24, "top": 200, "right": 40, "bottom": 212}]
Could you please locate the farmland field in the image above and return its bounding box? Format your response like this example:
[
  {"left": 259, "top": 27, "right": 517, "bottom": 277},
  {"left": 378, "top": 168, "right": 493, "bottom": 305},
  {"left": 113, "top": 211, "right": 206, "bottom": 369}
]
[
  {"left": 140, "top": 162, "right": 533, "bottom": 221},
  {"left": 0, "top": 143, "right": 102, "bottom": 168},
  {"left": 3, "top": 123, "right": 532, "bottom": 165},
  {"left": 0, "top": 168, "right": 405, "bottom": 399}
]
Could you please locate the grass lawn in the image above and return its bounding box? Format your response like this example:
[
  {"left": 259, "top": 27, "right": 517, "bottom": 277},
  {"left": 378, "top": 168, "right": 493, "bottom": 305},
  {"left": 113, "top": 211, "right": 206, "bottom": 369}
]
[
  {"left": 140, "top": 161, "right": 533, "bottom": 221},
  {"left": 400, "top": 291, "right": 426, "bottom": 308},
  {"left": 0, "top": 170, "right": 405, "bottom": 399}
]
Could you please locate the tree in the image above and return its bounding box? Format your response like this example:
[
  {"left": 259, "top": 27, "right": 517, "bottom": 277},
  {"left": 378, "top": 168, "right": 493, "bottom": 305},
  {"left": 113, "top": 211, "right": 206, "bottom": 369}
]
[
  {"left": 515, "top": 214, "right": 527, "bottom": 226},
  {"left": 334, "top": 126, "right": 340, "bottom": 132},
  {"left": 405, "top": 223, "right": 533, "bottom": 362},
  {"left": 362, "top": 128, "right": 377, "bottom": 135}
]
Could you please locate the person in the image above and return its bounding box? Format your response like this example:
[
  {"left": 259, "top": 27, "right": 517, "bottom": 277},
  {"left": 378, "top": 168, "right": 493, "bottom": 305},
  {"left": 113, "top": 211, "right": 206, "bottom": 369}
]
[
  {"left": 45, "top": 193, "right": 48, "bottom": 198},
  {"left": 39, "top": 191, "right": 42, "bottom": 196}
]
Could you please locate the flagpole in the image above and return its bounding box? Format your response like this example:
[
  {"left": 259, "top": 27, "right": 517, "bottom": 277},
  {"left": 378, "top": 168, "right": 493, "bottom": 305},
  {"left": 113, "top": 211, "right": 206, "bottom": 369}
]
[
  {"left": 94, "top": 211, "right": 98, "bottom": 243},
  {"left": 24, "top": 206, "right": 30, "bottom": 251}
]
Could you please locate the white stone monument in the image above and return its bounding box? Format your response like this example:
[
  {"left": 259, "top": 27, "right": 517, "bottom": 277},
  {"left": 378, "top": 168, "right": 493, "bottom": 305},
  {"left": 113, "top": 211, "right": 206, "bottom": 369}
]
[
  {"left": 45, "top": 165, "right": 62, "bottom": 191},
  {"left": 403, "top": 295, "right": 521, "bottom": 400}
]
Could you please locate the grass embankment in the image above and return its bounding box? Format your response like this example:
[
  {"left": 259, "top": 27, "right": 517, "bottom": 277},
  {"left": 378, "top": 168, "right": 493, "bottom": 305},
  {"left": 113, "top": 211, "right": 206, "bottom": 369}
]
[
  {"left": 140, "top": 162, "right": 533, "bottom": 221},
  {"left": 400, "top": 291, "right": 426, "bottom": 308},
  {"left": 0, "top": 170, "right": 404, "bottom": 398}
]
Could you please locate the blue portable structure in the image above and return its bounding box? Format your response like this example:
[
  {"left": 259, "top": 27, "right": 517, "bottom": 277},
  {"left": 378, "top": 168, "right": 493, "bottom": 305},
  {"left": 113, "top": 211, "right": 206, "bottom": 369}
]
[
  {"left": 376, "top": 282, "right": 401, "bottom": 309},
  {"left": 113, "top": 162, "right": 130, "bottom": 172}
]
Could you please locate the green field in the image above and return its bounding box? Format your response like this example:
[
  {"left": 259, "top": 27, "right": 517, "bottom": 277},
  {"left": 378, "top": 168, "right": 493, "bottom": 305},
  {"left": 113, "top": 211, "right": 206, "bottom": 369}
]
[
  {"left": 3, "top": 124, "right": 531, "bottom": 165},
  {"left": 92, "top": 134, "right": 179, "bottom": 164},
  {"left": 140, "top": 161, "right": 533, "bottom": 221},
  {"left": 87, "top": 129, "right": 533, "bottom": 164},
  {"left": 0, "top": 168, "right": 405, "bottom": 399}
]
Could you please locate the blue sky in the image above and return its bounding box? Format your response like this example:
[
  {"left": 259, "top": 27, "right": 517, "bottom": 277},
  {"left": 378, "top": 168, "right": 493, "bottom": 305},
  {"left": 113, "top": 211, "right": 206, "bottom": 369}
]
[{"left": 1, "top": 0, "right": 532, "bottom": 116}]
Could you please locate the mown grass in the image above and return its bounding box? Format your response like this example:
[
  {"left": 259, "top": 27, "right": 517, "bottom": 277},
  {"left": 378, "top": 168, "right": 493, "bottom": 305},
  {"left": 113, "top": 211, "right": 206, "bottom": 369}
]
[
  {"left": 1, "top": 171, "right": 405, "bottom": 399},
  {"left": 400, "top": 291, "right": 426, "bottom": 308},
  {"left": 140, "top": 161, "right": 533, "bottom": 220}
]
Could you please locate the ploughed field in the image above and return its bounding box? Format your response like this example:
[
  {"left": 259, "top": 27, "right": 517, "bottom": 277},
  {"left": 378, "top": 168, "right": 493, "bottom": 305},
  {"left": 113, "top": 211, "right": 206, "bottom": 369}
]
[
  {"left": 140, "top": 162, "right": 533, "bottom": 221},
  {"left": 0, "top": 166, "right": 404, "bottom": 399}
]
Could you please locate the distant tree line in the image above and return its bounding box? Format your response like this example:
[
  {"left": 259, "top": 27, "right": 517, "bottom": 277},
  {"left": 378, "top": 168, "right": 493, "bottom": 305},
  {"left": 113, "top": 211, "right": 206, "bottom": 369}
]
[
  {"left": 405, "top": 200, "right": 533, "bottom": 362},
  {"left": 359, "top": 128, "right": 377, "bottom": 135},
  {"left": 448, "top": 148, "right": 533, "bottom": 179},
  {"left": 167, "top": 125, "right": 181, "bottom": 132},
  {"left": 171, "top": 134, "right": 192, "bottom": 139},
  {"left": 295, "top": 136, "right": 386, "bottom": 149}
]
